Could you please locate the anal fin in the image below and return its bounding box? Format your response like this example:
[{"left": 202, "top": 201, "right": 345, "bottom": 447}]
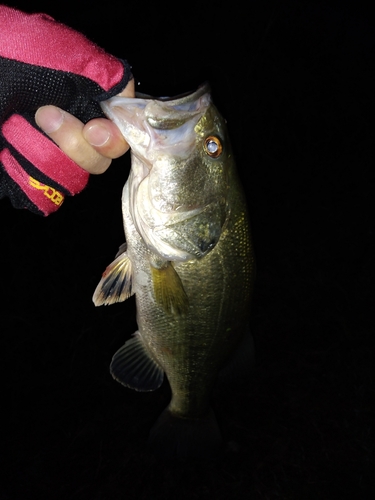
[
  {"left": 93, "top": 246, "right": 133, "bottom": 306},
  {"left": 110, "top": 331, "right": 164, "bottom": 392}
]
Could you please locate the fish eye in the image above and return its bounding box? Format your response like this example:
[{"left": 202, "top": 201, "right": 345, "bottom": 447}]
[{"left": 204, "top": 136, "right": 223, "bottom": 158}]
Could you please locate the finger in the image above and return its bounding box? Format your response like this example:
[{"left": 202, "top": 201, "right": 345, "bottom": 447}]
[
  {"left": 35, "top": 105, "right": 114, "bottom": 174},
  {"left": 83, "top": 117, "right": 129, "bottom": 160},
  {"left": 118, "top": 77, "right": 135, "bottom": 98},
  {"left": 82, "top": 78, "right": 136, "bottom": 159}
]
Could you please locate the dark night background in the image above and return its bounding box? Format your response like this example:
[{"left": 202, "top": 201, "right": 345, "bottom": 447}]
[{"left": 1, "top": 1, "right": 374, "bottom": 498}]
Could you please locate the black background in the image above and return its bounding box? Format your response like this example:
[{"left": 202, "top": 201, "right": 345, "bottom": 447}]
[{"left": 1, "top": 1, "right": 374, "bottom": 498}]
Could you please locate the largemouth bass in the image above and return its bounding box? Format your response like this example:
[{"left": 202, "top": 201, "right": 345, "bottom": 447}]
[{"left": 93, "top": 83, "right": 256, "bottom": 458}]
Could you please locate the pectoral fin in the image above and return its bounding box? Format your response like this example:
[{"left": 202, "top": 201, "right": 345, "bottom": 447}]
[
  {"left": 92, "top": 247, "right": 133, "bottom": 306},
  {"left": 110, "top": 331, "right": 164, "bottom": 392},
  {"left": 151, "top": 261, "right": 189, "bottom": 316},
  {"left": 115, "top": 241, "right": 128, "bottom": 258}
]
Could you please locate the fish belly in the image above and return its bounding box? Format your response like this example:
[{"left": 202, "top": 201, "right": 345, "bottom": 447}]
[{"left": 123, "top": 179, "right": 255, "bottom": 419}]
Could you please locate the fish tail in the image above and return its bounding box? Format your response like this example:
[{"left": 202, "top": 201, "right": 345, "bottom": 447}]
[{"left": 148, "top": 406, "right": 222, "bottom": 460}]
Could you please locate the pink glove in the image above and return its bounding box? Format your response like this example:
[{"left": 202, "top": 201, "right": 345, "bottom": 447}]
[{"left": 0, "top": 6, "right": 132, "bottom": 215}]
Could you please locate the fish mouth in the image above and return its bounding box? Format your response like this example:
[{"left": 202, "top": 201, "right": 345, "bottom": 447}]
[
  {"left": 135, "top": 83, "right": 210, "bottom": 103},
  {"left": 100, "top": 83, "right": 211, "bottom": 161},
  {"left": 137, "top": 83, "right": 210, "bottom": 130}
]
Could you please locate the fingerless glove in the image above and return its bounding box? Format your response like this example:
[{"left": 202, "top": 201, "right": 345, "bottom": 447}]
[{"left": 0, "top": 6, "right": 132, "bottom": 215}]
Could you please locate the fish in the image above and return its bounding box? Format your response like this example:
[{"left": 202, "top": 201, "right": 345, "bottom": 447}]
[{"left": 93, "top": 83, "right": 256, "bottom": 459}]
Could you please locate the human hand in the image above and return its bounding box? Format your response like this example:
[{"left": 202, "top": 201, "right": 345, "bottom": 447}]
[
  {"left": 0, "top": 6, "right": 132, "bottom": 215},
  {"left": 35, "top": 80, "right": 135, "bottom": 175}
]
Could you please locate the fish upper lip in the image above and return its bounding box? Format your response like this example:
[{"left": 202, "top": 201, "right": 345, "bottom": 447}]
[{"left": 135, "top": 82, "right": 211, "bottom": 104}]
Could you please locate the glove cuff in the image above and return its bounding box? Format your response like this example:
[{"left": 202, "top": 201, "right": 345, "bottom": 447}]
[
  {"left": 1, "top": 114, "right": 89, "bottom": 215},
  {"left": 1, "top": 149, "right": 64, "bottom": 215},
  {"left": 3, "top": 114, "right": 89, "bottom": 195}
]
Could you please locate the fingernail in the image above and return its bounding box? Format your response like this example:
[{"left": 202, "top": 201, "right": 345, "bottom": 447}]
[
  {"left": 84, "top": 124, "right": 111, "bottom": 147},
  {"left": 35, "top": 106, "right": 64, "bottom": 133}
]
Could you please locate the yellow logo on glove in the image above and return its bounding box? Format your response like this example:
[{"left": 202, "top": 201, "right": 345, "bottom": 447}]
[{"left": 29, "top": 177, "right": 64, "bottom": 206}]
